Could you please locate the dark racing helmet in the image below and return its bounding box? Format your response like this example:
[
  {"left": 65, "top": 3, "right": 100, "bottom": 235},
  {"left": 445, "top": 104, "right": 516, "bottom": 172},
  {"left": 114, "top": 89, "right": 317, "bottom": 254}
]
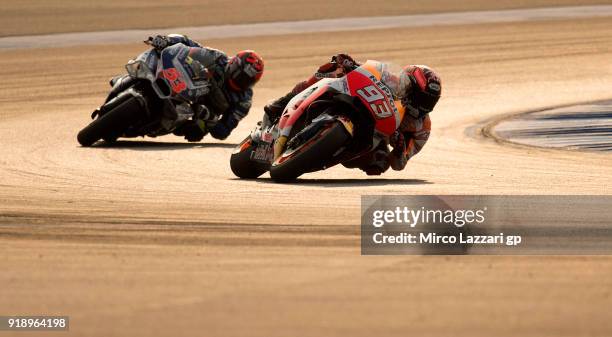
[
  {"left": 398, "top": 65, "right": 442, "bottom": 118},
  {"left": 226, "top": 50, "right": 264, "bottom": 91}
]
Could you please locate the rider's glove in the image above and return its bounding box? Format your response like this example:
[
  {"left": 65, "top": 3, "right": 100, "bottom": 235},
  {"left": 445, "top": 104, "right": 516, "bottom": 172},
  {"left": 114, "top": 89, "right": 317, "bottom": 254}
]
[
  {"left": 390, "top": 131, "right": 405, "bottom": 150},
  {"left": 389, "top": 131, "right": 408, "bottom": 171},
  {"left": 181, "top": 119, "right": 207, "bottom": 142},
  {"left": 332, "top": 53, "right": 358, "bottom": 73},
  {"left": 146, "top": 35, "right": 170, "bottom": 52}
]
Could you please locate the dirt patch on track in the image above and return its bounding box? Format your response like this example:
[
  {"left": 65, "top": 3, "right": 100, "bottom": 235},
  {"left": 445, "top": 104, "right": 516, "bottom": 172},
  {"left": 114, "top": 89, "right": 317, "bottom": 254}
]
[{"left": 483, "top": 100, "right": 612, "bottom": 151}]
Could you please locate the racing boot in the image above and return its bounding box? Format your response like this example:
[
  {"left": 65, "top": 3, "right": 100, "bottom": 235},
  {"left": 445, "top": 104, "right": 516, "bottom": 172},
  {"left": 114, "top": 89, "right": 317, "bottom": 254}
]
[
  {"left": 174, "top": 119, "right": 208, "bottom": 142},
  {"left": 261, "top": 91, "right": 296, "bottom": 128}
]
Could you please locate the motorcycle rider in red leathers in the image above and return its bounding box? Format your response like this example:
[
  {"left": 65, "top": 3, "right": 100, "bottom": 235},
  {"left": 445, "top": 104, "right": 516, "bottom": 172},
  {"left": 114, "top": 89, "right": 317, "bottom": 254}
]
[{"left": 263, "top": 54, "right": 441, "bottom": 175}]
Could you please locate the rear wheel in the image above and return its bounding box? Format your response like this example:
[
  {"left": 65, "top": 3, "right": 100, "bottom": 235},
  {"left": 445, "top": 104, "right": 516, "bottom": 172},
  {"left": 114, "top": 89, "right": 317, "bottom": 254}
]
[
  {"left": 77, "top": 96, "right": 144, "bottom": 147},
  {"left": 269, "top": 121, "right": 350, "bottom": 182},
  {"left": 230, "top": 136, "right": 269, "bottom": 179}
]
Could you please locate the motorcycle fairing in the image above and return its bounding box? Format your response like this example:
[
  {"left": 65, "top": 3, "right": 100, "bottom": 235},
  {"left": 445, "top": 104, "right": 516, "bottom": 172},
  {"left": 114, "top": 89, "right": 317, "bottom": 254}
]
[
  {"left": 277, "top": 60, "right": 405, "bottom": 140},
  {"left": 277, "top": 78, "right": 345, "bottom": 138},
  {"left": 133, "top": 49, "right": 159, "bottom": 73},
  {"left": 346, "top": 60, "right": 404, "bottom": 136},
  {"left": 159, "top": 44, "right": 210, "bottom": 102}
]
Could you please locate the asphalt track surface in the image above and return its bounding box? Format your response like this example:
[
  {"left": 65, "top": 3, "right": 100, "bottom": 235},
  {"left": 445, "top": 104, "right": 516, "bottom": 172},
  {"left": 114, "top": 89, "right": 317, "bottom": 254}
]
[
  {"left": 2, "top": 5, "right": 612, "bottom": 49},
  {"left": 1, "top": 4, "right": 612, "bottom": 337}
]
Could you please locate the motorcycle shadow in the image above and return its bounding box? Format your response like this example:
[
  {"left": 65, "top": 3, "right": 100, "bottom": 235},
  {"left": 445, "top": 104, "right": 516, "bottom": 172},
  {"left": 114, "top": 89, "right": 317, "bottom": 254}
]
[
  {"left": 87, "top": 140, "right": 238, "bottom": 151},
  {"left": 255, "top": 177, "right": 431, "bottom": 187}
]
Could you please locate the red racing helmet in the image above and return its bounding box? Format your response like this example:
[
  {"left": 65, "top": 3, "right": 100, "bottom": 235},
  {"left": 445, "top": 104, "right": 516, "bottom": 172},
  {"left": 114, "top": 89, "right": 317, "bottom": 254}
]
[
  {"left": 399, "top": 65, "right": 442, "bottom": 118},
  {"left": 226, "top": 50, "right": 264, "bottom": 91}
]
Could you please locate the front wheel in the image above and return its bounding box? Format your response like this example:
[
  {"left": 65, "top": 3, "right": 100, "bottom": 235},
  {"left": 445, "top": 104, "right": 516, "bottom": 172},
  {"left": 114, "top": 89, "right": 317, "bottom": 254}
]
[
  {"left": 77, "top": 96, "right": 143, "bottom": 147},
  {"left": 230, "top": 136, "right": 269, "bottom": 179},
  {"left": 269, "top": 121, "right": 350, "bottom": 182}
]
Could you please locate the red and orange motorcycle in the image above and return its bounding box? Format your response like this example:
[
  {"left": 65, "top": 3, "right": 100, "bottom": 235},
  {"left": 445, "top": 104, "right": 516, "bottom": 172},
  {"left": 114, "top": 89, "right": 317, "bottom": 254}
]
[{"left": 230, "top": 60, "right": 406, "bottom": 181}]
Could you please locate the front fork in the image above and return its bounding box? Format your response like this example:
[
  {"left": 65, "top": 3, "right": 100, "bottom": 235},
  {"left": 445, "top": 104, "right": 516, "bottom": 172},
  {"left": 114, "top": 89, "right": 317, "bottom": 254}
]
[
  {"left": 272, "top": 114, "right": 354, "bottom": 161},
  {"left": 91, "top": 87, "right": 147, "bottom": 121}
]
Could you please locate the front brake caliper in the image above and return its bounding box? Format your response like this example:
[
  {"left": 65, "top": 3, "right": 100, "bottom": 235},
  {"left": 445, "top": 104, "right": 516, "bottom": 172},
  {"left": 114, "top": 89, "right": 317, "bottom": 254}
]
[{"left": 336, "top": 115, "right": 354, "bottom": 136}]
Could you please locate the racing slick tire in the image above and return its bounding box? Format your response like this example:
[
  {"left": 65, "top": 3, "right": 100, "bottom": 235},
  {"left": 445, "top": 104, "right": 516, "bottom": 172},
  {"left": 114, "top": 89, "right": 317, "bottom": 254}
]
[
  {"left": 230, "top": 136, "right": 269, "bottom": 179},
  {"left": 269, "top": 121, "right": 350, "bottom": 182},
  {"left": 77, "top": 96, "right": 143, "bottom": 147}
]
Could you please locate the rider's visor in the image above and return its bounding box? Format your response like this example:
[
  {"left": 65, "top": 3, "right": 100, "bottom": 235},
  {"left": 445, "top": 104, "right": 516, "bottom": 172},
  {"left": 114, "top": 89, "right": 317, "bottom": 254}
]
[
  {"left": 404, "top": 90, "right": 439, "bottom": 118},
  {"left": 228, "top": 71, "right": 255, "bottom": 91},
  {"left": 227, "top": 60, "right": 258, "bottom": 91},
  {"left": 414, "top": 89, "right": 440, "bottom": 113}
]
